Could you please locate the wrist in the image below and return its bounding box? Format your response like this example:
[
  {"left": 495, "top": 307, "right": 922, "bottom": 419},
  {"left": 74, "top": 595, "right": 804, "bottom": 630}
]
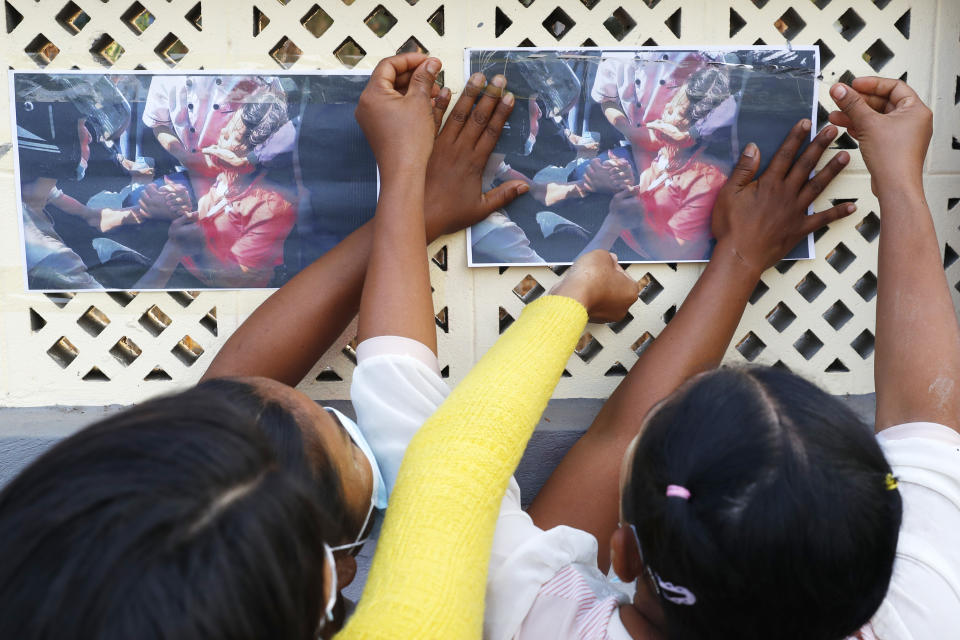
[
  {"left": 548, "top": 279, "right": 592, "bottom": 315},
  {"left": 710, "top": 239, "right": 766, "bottom": 283}
]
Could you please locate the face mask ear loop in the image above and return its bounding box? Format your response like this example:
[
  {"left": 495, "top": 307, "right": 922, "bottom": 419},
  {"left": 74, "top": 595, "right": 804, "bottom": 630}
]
[
  {"left": 319, "top": 543, "right": 338, "bottom": 630},
  {"left": 328, "top": 496, "right": 375, "bottom": 553}
]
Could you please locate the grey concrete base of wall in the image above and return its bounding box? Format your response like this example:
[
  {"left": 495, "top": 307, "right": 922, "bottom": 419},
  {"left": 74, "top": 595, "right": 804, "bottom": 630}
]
[{"left": 0, "top": 394, "right": 877, "bottom": 601}]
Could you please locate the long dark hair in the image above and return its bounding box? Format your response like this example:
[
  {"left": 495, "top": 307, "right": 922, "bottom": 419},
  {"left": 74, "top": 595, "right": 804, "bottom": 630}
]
[
  {"left": 622, "top": 366, "right": 901, "bottom": 640},
  {"left": 0, "top": 387, "right": 333, "bottom": 640}
]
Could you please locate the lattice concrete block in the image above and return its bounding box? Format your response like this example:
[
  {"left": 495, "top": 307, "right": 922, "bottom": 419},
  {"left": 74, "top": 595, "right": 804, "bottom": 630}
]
[{"left": 0, "top": 0, "right": 958, "bottom": 407}]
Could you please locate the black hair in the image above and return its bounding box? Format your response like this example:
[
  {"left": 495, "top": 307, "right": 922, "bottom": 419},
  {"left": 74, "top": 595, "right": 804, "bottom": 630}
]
[
  {"left": 683, "top": 67, "right": 731, "bottom": 124},
  {"left": 239, "top": 96, "right": 289, "bottom": 151},
  {"left": 194, "top": 378, "right": 359, "bottom": 545},
  {"left": 0, "top": 387, "right": 333, "bottom": 640},
  {"left": 622, "top": 366, "right": 901, "bottom": 640}
]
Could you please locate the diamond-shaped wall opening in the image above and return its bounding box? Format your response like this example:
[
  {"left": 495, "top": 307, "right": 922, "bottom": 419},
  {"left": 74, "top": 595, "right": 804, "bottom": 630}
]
[
  {"left": 730, "top": 8, "right": 746, "bottom": 37},
  {"left": 518, "top": 37, "right": 536, "bottom": 47},
  {"left": 6, "top": 2, "right": 24, "bottom": 33},
  {"left": 397, "top": 36, "right": 427, "bottom": 54},
  {"left": 775, "top": 259, "right": 795, "bottom": 275},
  {"left": 334, "top": 36, "right": 366, "bottom": 68},
  {"left": 812, "top": 0, "right": 832, "bottom": 8},
  {"left": 200, "top": 307, "right": 218, "bottom": 336},
  {"left": 499, "top": 306, "right": 515, "bottom": 334},
  {"left": 823, "top": 300, "right": 853, "bottom": 330},
  {"left": 155, "top": 33, "right": 188, "bottom": 67},
  {"left": 365, "top": 5, "right": 397, "bottom": 37},
  {"left": 575, "top": 332, "right": 603, "bottom": 363},
  {"left": 253, "top": 6, "right": 270, "bottom": 36},
  {"left": 853, "top": 271, "right": 878, "bottom": 302},
  {"left": 167, "top": 291, "right": 198, "bottom": 308},
  {"left": 427, "top": 5, "right": 444, "bottom": 35},
  {"left": 106, "top": 291, "right": 136, "bottom": 307},
  {"left": 749, "top": 280, "right": 769, "bottom": 305},
  {"left": 945, "top": 244, "right": 959, "bottom": 269},
  {"left": 56, "top": 1, "right": 91, "bottom": 34},
  {"left": 82, "top": 366, "right": 110, "bottom": 382},
  {"left": 826, "top": 242, "right": 856, "bottom": 273},
  {"left": 775, "top": 7, "right": 805, "bottom": 41},
  {"left": 77, "top": 305, "right": 110, "bottom": 337},
  {"left": 834, "top": 132, "right": 858, "bottom": 149},
  {"left": 435, "top": 306, "right": 449, "bottom": 333},
  {"left": 872, "top": 0, "right": 892, "bottom": 9},
  {"left": 851, "top": 329, "right": 875, "bottom": 359},
  {"left": 638, "top": 273, "right": 663, "bottom": 304},
  {"left": 139, "top": 305, "right": 172, "bottom": 336},
  {"left": 316, "top": 367, "right": 343, "bottom": 382},
  {"left": 814, "top": 39, "right": 835, "bottom": 68},
  {"left": 663, "top": 305, "right": 677, "bottom": 325},
  {"left": 605, "top": 362, "right": 628, "bottom": 377},
  {"left": 121, "top": 2, "right": 154, "bottom": 35},
  {"left": 144, "top": 366, "right": 172, "bottom": 381},
  {"left": 91, "top": 34, "right": 125, "bottom": 66},
  {"left": 110, "top": 336, "right": 142, "bottom": 366},
  {"left": 25, "top": 34, "right": 60, "bottom": 66},
  {"left": 580, "top": 0, "right": 601, "bottom": 8},
  {"left": 29, "top": 308, "right": 47, "bottom": 332},
  {"left": 603, "top": 7, "right": 636, "bottom": 42},
  {"left": 835, "top": 9, "right": 865, "bottom": 42},
  {"left": 172, "top": 335, "right": 204, "bottom": 366},
  {"left": 631, "top": 332, "right": 655, "bottom": 356},
  {"left": 512, "top": 274, "right": 545, "bottom": 303},
  {"left": 765, "top": 302, "right": 797, "bottom": 333},
  {"left": 301, "top": 4, "right": 332, "bottom": 38},
  {"left": 856, "top": 212, "right": 881, "bottom": 242},
  {"left": 518, "top": 0, "right": 535, "bottom": 7},
  {"left": 607, "top": 311, "right": 633, "bottom": 334},
  {"left": 751, "top": 0, "right": 769, "bottom": 7},
  {"left": 825, "top": 358, "right": 849, "bottom": 373},
  {"left": 863, "top": 39, "right": 893, "bottom": 72},
  {"left": 47, "top": 336, "right": 78, "bottom": 369},
  {"left": 542, "top": 6, "right": 574, "bottom": 40},
  {"left": 495, "top": 7, "right": 513, "bottom": 37},
  {"left": 432, "top": 246, "right": 448, "bottom": 271},
  {"left": 796, "top": 271, "right": 826, "bottom": 302},
  {"left": 894, "top": 9, "right": 910, "bottom": 39},
  {"left": 271, "top": 36, "right": 303, "bottom": 69},
  {"left": 185, "top": 2, "right": 201, "bottom": 31},
  {"left": 794, "top": 329, "right": 824, "bottom": 360},
  {"left": 736, "top": 331, "right": 766, "bottom": 362},
  {"left": 664, "top": 8, "right": 681, "bottom": 38}
]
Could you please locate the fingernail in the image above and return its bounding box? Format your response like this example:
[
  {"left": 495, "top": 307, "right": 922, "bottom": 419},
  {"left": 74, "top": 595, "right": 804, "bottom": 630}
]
[
  {"left": 801, "top": 119, "right": 812, "bottom": 132},
  {"left": 838, "top": 151, "right": 850, "bottom": 165},
  {"left": 502, "top": 92, "right": 515, "bottom": 106},
  {"left": 439, "top": 87, "right": 451, "bottom": 99},
  {"left": 831, "top": 84, "right": 847, "bottom": 99},
  {"left": 517, "top": 183, "right": 530, "bottom": 194},
  {"left": 743, "top": 143, "right": 757, "bottom": 158},
  {"left": 426, "top": 59, "right": 441, "bottom": 75},
  {"left": 491, "top": 74, "right": 507, "bottom": 88},
  {"left": 470, "top": 72, "right": 484, "bottom": 86},
  {"left": 847, "top": 203, "right": 857, "bottom": 213}
]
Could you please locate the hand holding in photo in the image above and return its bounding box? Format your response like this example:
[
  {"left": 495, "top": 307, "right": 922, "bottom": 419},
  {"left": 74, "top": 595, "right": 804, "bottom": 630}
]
[
  {"left": 355, "top": 53, "right": 444, "bottom": 180},
  {"left": 645, "top": 119, "right": 691, "bottom": 144},
  {"left": 549, "top": 250, "right": 639, "bottom": 323},
  {"left": 138, "top": 179, "right": 191, "bottom": 220},
  {"left": 119, "top": 157, "right": 155, "bottom": 179},
  {"left": 583, "top": 156, "right": 635, "bottom": 193},
  {"left": 423, "top": 72, "right": 529, "bottom": 238},
  {"left": 710, "top": 119, "right": 855, "bottom": 275},
  {"left": 166, "top": 212, "right": 206, "bottom": 256},
  {"left": 828, "top": 77, "right": 932, "bottom": 193},
  {"left": 201, "top": 145, "right": 254, "bottom": 173}
]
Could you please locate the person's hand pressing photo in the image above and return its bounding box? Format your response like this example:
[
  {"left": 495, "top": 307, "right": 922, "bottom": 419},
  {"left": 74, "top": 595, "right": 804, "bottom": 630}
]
[
  {"left": 711, "top": 119, "right": 855, "bottom": 274},
  {"left": 355, "top": 53, "right": 444, "bottom": 181},
  {"left": 550, "top": 249, "right": 639, "bottom": 323}
]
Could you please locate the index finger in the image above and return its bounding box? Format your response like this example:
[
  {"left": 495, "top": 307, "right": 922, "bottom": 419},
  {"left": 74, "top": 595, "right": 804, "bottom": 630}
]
[
  {"left": 850, "top": 76, "right": 919, "bottom": 107},
  {"left": 369, "top": 53, "right": 431, "bottom": 91},
  {"left": 764, "top": 119, "right": 811, "bottom": 180}
]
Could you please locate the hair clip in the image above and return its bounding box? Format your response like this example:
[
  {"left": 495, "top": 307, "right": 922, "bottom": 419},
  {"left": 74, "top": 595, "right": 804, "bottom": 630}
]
[
  {"left": 885, "top": 473, "right": 899, "bottom": 491},
  {"left": 666, "top": 484, "right": 691, "bottom": 500}
]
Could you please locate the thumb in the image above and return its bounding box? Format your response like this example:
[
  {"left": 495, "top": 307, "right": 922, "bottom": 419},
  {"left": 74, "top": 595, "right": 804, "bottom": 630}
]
[
  {"left": 729, "top": 143, "right": 759, "bottom": 188},
  {"left": 408, "top": 58, "right": 442, "bottom": 98},
  {"left": 481, "top": 180, "right": 529, "bottom": 214},
  {"left": 830, "top": 83, "right": 876, "bottom": 126}
]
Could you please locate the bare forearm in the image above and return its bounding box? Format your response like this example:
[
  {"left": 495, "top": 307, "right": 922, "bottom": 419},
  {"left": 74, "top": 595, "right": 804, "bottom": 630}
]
[
  {"left": 528, "top": 246, "right": 760, "bottom": 568},
  {"left": 201, "top": 223, "right": 373, "bottom": 385},
  {"left": 134, "top": 243, "right": 183, "bottom": 290},
  {"left": 875, "top": 182, "right": 960, "bottom": 431},
  {"left": 357, "top": 175, "right": 437, "bottom": 353}
]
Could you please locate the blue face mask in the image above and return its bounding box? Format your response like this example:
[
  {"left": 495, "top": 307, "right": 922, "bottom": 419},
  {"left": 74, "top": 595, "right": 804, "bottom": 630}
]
[{"left": 324, "top": 407, "right": 387, "bottom": 553}]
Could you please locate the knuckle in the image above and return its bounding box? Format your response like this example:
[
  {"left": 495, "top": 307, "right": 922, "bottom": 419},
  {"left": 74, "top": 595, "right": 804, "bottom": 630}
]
[
  {"left": 451, "top": 110, "right": 469, "bottom": 124},
  {"left": 472, "top": 109, "right": 489, "bottom": 126},
  {"left": 483, "top": 124, "right": 500, "bottom": 139}
]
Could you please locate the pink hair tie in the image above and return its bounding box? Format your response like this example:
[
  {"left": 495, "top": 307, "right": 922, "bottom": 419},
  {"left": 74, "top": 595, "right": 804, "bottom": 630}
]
[{"left": 666, "top": 485, "right": 691, "bottom": 500}]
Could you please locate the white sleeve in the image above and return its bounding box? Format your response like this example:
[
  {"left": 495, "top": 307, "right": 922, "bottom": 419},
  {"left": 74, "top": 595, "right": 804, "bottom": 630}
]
[
  {"left": 590, "top": 56, "right": 625, "bottom": 104},
  {"left": 869, "top": 423, "right": 960, "bottom": 640},
  {"left": 485, "top": 476, "right": 602, "bottom": 640},
  {"left": 350, "top": 346, "right": 449, "bottom": 497},
  {"left": 142, "top": 77, "right": 173, "bottom": 128}
]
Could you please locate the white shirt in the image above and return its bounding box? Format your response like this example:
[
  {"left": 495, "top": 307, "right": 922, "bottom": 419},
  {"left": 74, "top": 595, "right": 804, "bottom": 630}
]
[{"left": 484, "top": 422, "right": 960, "bottom": 640}]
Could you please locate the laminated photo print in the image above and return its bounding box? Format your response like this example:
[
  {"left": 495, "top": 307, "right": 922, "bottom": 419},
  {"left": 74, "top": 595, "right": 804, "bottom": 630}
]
[
  {"left": 11, "top": 71, "right": 377, "bottom": 291},
  {"left": 465, "top": 47, "right": 820, "bottom": 266}
]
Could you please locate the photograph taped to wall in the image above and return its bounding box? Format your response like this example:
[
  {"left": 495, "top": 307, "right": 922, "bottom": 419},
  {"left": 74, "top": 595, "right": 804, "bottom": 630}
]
[
  {"left": 465, "top": 46, "right": 819, "bottom": 267},
  {"left": 11, "top": 71, "right": 377, "bottom": 291}
]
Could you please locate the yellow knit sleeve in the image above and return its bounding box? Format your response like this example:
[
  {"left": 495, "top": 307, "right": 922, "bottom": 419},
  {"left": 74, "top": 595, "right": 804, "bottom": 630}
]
[{"left": 336, "top": 295, "right": 587, "bottom": 640}]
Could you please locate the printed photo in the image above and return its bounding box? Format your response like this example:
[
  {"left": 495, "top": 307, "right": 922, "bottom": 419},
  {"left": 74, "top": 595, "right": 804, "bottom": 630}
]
[
  {"left": 12, "top": 71, "right": 377, "bottom": 291},
  {"left": 465, "top": 47, "right": 819, "bottom": 266}
]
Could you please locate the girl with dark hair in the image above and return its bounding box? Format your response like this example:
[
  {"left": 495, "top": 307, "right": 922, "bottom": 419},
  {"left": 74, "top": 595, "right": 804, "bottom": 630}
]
[{"left": 486, "top": 77, "right": 959, "bottom": 640}]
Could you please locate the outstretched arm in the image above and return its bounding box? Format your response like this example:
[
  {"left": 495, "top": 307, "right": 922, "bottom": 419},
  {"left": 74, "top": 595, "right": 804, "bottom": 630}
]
[
  {"left": 201, "top": 59, "right": 527, "bottom": 385},
  {"left": 829, "top": 78, "right": 960, "bottom": 432},
  {"left": 528, "top": 120, "right": 854, "bottom": 570}
]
